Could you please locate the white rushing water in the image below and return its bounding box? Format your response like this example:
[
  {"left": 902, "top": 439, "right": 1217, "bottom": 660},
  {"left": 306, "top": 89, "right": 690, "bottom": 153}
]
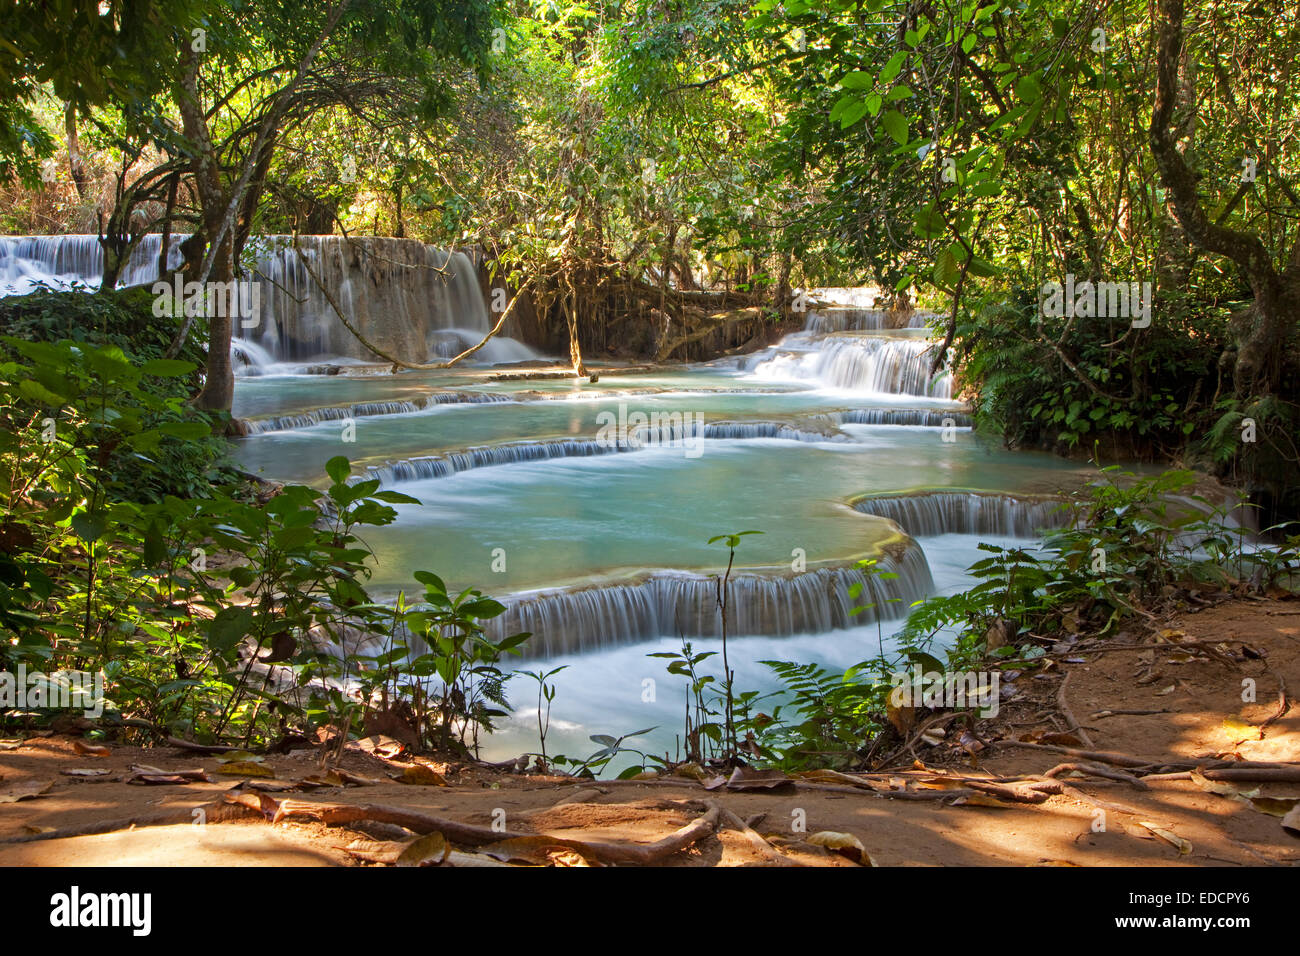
[{"left": 2, "top": 234, "right": 542, "bottom": 370}]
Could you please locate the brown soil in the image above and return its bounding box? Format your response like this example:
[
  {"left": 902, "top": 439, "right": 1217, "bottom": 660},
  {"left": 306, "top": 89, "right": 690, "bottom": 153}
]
[{"left": 1, "top": 596, "right": 1296, "bottom": 867}]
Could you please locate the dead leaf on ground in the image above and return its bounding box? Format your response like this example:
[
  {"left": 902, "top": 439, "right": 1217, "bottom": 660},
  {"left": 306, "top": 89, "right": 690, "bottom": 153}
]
[
  {"left": 396, "top": 764, "right": 447, "bottom": 786},
  {"left": 952, "top": 793, "right": 1017, "bottom": 809},
  {"left": 1189, "top": 770, "right": 1258, "bottom": 803},
  {"left": 806, "top": 831, "right": 874, "bottom": 866},
  {"left": 546, "top": 847, "right": 592, "bottom": 867},
  {"left": 795, "top": 769, "right": 874, "bottom": 788},
  {"left": 1249, "top": 796, "right": 1300, "bottom": 817},
  {"left": 72, "top": 740, "right": 109, "bottom": 757},
  {"left": 0, "top": 779, "right": 54, "bottom": 803},
  {"left": 1220, "top": 717, "right": 1262, "bottom": 741},
  {"left": 336, "top": 769, "right": 382, "bottom": 786},
  {"left": 342, "top": 838, "right": 404, "bottom": 865},
  {"left": 213, "top": 760, "right": 274, "bottom": 778},
  {"left": 1139, "top": 821, "right": 1192, "bottom": 855},
  {"left": 354, "top": 735, "right": 406, "bottom": 759},
  {"left": 299, "top": 771, "right": 345, "bottom": 789},
  {"left": 60, "top": 768, "right": 111, "bottom": 778},
  {"left": 1282, "top": 806, "right": 1300, "bottom": 838},
  {"left": 126, "top": 765, "right": 210, "bottom": 785},
  {"left": 672, "top": 762, "right": 707, "bottom": 781},
  {"left": 726, "top": 766, "right": 794, "bottom": 791},
  {"left": 479, "top": 836, "right": 588, "bottom": 866},
  {"left": 0, "top": 740, "right": 22, "bottom": 751},
  {"left": 215, "top": 750, "right": 265, "bottom": 764},
  {"left": 395, "top": 832, "right": 450, "bottom": 867},
  {"left": 445, "top": 851, "right": 517, "bottom": 867}
]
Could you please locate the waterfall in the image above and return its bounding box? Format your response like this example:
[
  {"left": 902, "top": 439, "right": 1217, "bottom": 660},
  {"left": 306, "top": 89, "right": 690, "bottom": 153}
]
[
  {"left": 487, "top": 544, "right": 935, "bottom": 656},
  {"left": 851, "top": 491, "right": 1069, "bottom": 537},
  {"left": 351, "top": 422, "right": 854, "bottom": 485},
  {"left": 0, "top": 234, "right": 183, "bottom": 295},
  {"left": 0, "top": 234, "right": 541, "bottom": 366},
  {"left": 238, "top": 390, "right": 515, "bottom": 433},
  {"left": 743, "top": 335, "right": 952, "bottom": 398},
  {"left": 805, "top": 308, "right": 930, "bottom": 333},
  {"left": 831, "top": 408, "right": 972, "bottom": 427},
  {"left": 356, "top": 439, "right": 635, "bottom": 485},
  {"left": 633, "top": 420, "right": 847, "bottom": 444}
]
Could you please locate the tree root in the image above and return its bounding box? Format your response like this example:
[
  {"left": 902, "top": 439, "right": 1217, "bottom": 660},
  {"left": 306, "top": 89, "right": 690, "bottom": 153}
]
[{"left": 268, "top": 797, "right": 721, "bottom": 866}]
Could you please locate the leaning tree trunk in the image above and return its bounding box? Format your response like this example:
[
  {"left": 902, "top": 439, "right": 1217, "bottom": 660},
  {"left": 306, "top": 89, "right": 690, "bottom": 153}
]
[
  {"left": 1150, "top": 0, "right": 1297, "bottom": 398},
  {"left": 192, "top": 239, "right": 237, "bottom": 412}
]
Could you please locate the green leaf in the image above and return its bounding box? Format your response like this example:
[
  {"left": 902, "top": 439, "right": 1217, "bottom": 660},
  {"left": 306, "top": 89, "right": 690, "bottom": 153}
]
[
  {"left": 325, "top": 456, "right": 352, "bottom": 484},
  {"left": 839, "top": 98, "right": 869, "bottom": 128},
  {"left": 140, "top": 358, "right": 196, "bottom": 377},
  {"left": 157, "top": 421, "right": 210, "bottom": 440},
  {"left": 208, "top": 606, "right": 254, "bottom": 653},
  {"left": 881, "top": 109, "right": 909, "bottom": 145},
  {"left": 70, "top": 511, "right": 108, "bottom": 544}
]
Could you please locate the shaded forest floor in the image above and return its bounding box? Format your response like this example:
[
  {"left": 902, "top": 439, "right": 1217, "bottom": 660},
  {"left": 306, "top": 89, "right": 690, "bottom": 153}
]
[{"left": 1, "top": 596, "right": 1297, "bottom": 867}]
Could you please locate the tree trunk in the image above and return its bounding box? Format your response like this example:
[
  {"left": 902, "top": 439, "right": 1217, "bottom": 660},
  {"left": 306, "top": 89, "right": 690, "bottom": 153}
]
[
  {"left": 192, "top": 238, "right": 236, "bottom": 412},
  {"left": 65, "top": 105, "right": 89, "bottom": 200},
  {"left": 1150, "top": 0, "right": 1296, "bottom": 397}
]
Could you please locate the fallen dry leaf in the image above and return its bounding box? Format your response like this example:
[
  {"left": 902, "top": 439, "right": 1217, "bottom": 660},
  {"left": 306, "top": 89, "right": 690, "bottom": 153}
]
[
  {"left": 546, "top": 847, "right": 592, "bottom": 867},
  {"left": 806, "top": 831, "right": 874, "bottom": 866},
  {"left": 1139, "top": 821, "right": 1192, "bottom": 855},
  {"left": 1221, "top": 717, "right": 1262, "bottom": 741},
  {"left": 60, "top": 768, "right": 111, "bottom": 778},
  {"left": 72, "top": 740, "right": 109, "bottom": 757},
  {"left": 1249, "top": 796, "right": 1300, "bottom": 817},
  {"left": 397, "top": 764, "right": 447, "bottom": 786},
  {"left": 1283, "top": 806, "right": 1300, "bottom": 839},
  {"left": 726, "top": 766, "right": 794, "bottom": 791},
  {"left": 215, "top": 750, "right": 265, "bottom": 764},
  {"left": 953, "top": 792, "right": 1017, "bottom": 809},
  {"left": 396, "top": 832, "right": 449, "bottom": 867},
  {"left": 126, "top": 765, "right": 210, "bottom": 785},
  {"left": 213, "top": 760, "right": 274, "bottom": 778},
  {"left": 1189, "top": 770, "right": 1257, "bottom": 803},
  {"left": 479, "top": 836, "right": 586, "bottom": 866},
  {"left": 0, "top": 779, "right": 54, "bottom": 803}
]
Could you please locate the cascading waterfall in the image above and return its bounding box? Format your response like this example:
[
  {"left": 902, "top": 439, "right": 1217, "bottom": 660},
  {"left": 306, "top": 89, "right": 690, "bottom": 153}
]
[
  {"left": 805, "top": 308, "right": 929, "bottom": 333},
  {"left": 0, "top": 234, "right": 540, "bottom": 367},
  {"left": 357, "top": 439, "right": 636, "bottom": 485},
  {"left": 744, "top": 334, "right": 952, "bottom": 397},
  {"left": 238, "top": 390, "right": 513, "bottom": 434},
  {"left": 0, "top": 234, "right": 183, "bottom": 295},
  {"left": 851, "top": 491, "right": 1070, "bottom": 537},
  {"left": 352, "top": 421, "right": 854, "bottom": 486},
  {"left": 831, "top": 408, "right": 972, "bottom": 427},
  {"left": 632, "top": 419, "right": 847, "bottom": 444},
  {"left": 487, "top": 544, "right": 934, "bottom": 656}
]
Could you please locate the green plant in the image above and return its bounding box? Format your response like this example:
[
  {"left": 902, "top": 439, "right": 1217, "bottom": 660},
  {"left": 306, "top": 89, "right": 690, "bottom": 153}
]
[{"left": 519, "top": 664, "right": 566, "bottom": 761}]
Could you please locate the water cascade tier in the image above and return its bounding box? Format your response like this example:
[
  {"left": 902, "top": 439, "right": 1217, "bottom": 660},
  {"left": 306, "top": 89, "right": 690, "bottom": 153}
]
[
  {"left": 487, "top": 543, "right": 935, "bottom": 657},
  {"left": 740, "top": 330, "right": 952, "bottom": 398},
  {"left": 850, "top": 490, "right": 1071, "bottom": 538},
  {"left": 0, "top": 234, "right": 539, "bottom": 368}
]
